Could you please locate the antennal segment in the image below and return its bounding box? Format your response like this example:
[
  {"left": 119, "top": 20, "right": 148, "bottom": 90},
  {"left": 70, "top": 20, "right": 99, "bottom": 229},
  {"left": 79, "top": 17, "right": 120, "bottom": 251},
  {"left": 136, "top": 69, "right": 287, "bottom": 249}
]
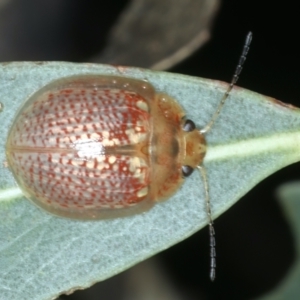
[
  {"left": 201, "top": 32, "right": 253, "bottom": 134},
  {"left": 197, "top": 32, "right": 253, "bottom": 281},
  {"left": 198, "top": 165, "right": 216, "bottom": 281}
]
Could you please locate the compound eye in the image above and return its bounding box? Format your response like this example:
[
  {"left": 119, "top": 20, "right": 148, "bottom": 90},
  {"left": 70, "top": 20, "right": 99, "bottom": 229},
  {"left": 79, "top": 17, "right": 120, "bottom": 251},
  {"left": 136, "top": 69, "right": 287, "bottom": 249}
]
[
  {"left": 183, "top": 119, "right": 196, "bottom": 132},
  {"left": 182, "top": 165, "right": 194, "bottom": 177}
]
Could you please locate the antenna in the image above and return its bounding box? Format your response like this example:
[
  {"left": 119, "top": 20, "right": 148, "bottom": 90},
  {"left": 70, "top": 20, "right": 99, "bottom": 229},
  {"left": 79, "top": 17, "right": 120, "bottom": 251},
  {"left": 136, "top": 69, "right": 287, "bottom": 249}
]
[
  {"left": 201, "top": 32, "right": 253, "bottom": 134},
  {"left": 200, "top": 32, "right": 253, "bottom": 281}
]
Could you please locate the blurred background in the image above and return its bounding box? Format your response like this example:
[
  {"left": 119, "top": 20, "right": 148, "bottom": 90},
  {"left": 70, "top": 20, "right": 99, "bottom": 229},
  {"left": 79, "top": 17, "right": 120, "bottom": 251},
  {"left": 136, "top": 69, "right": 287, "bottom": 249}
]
[{"left": 0, "top": 0, "right": 299, "bottom": 299}]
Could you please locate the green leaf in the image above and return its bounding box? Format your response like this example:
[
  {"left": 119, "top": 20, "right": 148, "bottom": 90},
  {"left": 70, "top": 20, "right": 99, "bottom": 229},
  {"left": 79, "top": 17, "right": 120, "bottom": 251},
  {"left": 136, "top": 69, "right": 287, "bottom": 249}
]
[{"left": 1, "top": 62, "right": 300, "bottom": 299}]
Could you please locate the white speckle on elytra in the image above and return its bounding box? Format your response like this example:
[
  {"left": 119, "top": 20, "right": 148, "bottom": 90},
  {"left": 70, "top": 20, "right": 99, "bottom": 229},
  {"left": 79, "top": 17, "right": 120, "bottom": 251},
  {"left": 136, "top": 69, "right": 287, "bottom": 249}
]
[
  {"left": 69, "top": 136, "right": 77, "bottom": 143},
  {"left": 50, "top": 155, "right": 59, "bottom": 164},
  {"left": 71, "top": 159, "right": 79, "bottom": 166},
  {"left": 137, "top": 187, "right": 148, "bottom": 198},
  {"left": 112, "top": 138, "right": 120, "bottom": 145},
  {"left": 90, "top": 133, "right": 101, "bottom": 140},
  {"left": 129, "top": 157, "right": 140, "bottom": 173},
  {"left": 108, "top": 156, "right": 116, "bottom": 164},
  {"left": 53, "top": 166, "right": 60, "bottom": 173},
  {"left": 136, "top": 100, "right": 148, "bottom": 112},
  {"left": 62, "top": 157, "right": 69, "bottom": 165},
  {"left": 116, "top": 113, "right": 123, "bottom": 120},
  {"left": 102, "top": 139, "right": 114, "bottom": 147},
  {"left": 66, "top": 126, "right": 74, "bottom": 133},
  {"left": 96, "top": 163, "right": 105, "bottom": 171},
  {"left": 125, "top": 128, "right": 137, "bottom": 143},
  {"left": 96, "top": 156, "right": 105, "bottom": 163},
  {"left": 43, "top": 165, "right": 50, "bottom": 171},
  {"left": 80, "top": 133, "right": 89, "bottom": 140},
  {"left": 86, "top": 160, "right": 94, "bottom": 169},
  {"left": 102, "top": 131, "right": 109, "bottom": 138}
]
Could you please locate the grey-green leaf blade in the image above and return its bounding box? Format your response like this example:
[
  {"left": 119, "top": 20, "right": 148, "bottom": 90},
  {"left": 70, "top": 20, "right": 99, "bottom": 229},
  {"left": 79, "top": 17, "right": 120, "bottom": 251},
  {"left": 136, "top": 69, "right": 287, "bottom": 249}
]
[{"left": 0, "top": 62, "right": 300, "bottom": 299}]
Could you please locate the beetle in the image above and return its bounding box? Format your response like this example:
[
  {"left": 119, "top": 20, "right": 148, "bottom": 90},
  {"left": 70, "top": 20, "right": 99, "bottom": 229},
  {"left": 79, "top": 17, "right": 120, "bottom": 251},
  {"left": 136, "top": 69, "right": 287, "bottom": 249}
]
[
  {"left": 6, "top": 75, "right": 206, "bottom": 219},
  {"left": 5, "top": 33, "right": 252, "bottom": 281}
]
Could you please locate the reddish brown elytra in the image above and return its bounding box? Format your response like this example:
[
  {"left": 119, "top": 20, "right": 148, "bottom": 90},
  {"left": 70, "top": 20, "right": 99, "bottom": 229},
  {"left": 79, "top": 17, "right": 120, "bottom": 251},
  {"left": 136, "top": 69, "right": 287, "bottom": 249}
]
[
  {"left": 6, "top": 76, "right": 206, "bottom": 219},
  {"left": 5, "top": 33, "right": 252, "bottom": 281}
]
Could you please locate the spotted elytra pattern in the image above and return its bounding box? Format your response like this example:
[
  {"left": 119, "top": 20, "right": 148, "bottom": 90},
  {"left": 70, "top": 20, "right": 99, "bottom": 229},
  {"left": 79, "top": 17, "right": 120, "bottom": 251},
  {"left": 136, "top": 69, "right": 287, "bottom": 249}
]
[{"left": 6, "top": 75, "right": 206, "bottom": 219}]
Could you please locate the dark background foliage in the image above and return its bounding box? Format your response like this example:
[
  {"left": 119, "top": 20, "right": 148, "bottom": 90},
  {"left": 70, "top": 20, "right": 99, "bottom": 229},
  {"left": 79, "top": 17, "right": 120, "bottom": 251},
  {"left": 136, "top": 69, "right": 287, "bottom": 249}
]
[{"left": 169, "top": 1, "right": 299, "bottom": 299}]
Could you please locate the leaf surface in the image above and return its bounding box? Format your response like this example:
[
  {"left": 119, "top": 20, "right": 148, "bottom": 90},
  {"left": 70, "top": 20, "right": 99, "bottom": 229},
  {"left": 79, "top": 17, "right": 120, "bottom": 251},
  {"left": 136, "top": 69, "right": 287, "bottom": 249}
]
[{"left": 1, "top": 62, "right": 300, "bottom": 300}]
